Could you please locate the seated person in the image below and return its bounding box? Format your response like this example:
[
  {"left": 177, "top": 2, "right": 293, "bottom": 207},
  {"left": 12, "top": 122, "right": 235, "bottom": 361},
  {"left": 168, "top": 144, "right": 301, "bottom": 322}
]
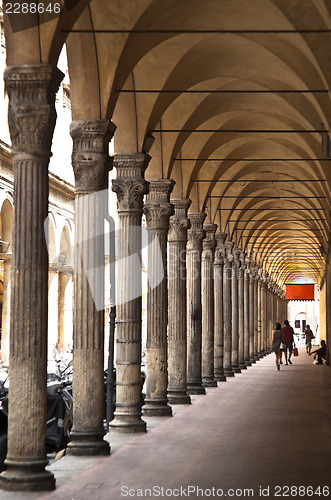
[{"left": 309, "top": 340, "right": 327, "bottom": 365}]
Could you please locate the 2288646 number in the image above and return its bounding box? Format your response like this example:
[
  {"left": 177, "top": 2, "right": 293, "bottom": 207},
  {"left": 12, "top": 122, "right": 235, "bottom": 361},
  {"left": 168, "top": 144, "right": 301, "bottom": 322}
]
[
  {"left": 274, "top": 485, "right": 330, "bottom": 497},
  {"left": 4, "top": 3, "right": 61, "bottom": 14}
]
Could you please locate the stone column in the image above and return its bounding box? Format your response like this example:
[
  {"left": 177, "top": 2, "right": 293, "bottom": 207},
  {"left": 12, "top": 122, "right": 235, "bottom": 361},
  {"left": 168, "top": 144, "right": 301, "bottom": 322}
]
[
  {"left": 0, "top": 64, "right": 63, "bottom": 492},
  {"left": 142, "top": 179, "right": 174, "bottom": 416},
  {"left": 1, "top": 255, "right": 11, "bottom": 366},
  {"left": 231, "top": 247, "right": 241, "bottom": 373},
  {"left": 257, "top": 269, "right": 263, "bottom": 358},
  {"left": 201, "top": 224, "right": 217, "bottom": 387},
  {"left": 254, "top": 267, "right": 259, "bottom": 360},
  {"left": 187, "top": 213, "right": 206, "bottom": 394},
  {"left": 261, "top": 270, "right": 268, "bottom": 355},
  {"left": 249, "top": 265, "right": 256, "bottom": 363},
  {"left": 244, "top": 254, "right": 251, "bottom": 367},
  {"left": 110, "top": 153, "right": 149, "bottom": 433},
  {"left": 238, "top": 251, "right": 247, "bottom": 370},
  {"left": 270, "top": 282, "right": 278, "bottom": 352},
  {"left": 214, "top": 233, "right": 226, "bottom": 381},
  {"left": 67, "top": 119, "right": 115, "bottom": 455},
  {"left": 268, "top": 282, "right": 274, "bottom": 352},
  {"left": 223, "top": 241, "right": 234, "bottom": 377},
  {"left": 167, "top": 199, "right": 191, "bottom": 404}
]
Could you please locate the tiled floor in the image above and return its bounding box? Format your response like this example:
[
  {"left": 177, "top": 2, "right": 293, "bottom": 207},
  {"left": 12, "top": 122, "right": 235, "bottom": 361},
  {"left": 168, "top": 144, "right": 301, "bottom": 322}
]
[{"left": 1, "top": 348, "right": 331, "bottom": 500}]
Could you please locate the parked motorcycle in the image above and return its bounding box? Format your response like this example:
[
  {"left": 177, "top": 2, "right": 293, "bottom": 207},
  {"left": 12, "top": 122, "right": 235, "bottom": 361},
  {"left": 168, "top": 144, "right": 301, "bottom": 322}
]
[{"left": 0, "top": 359, "right": 73, "bottom": 471}]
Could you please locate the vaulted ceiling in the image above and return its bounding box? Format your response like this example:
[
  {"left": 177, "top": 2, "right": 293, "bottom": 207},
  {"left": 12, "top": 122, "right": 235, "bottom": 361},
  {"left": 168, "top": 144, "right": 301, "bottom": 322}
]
[{"left": 4, "top": 0, "right": 331, "bottom": 286}]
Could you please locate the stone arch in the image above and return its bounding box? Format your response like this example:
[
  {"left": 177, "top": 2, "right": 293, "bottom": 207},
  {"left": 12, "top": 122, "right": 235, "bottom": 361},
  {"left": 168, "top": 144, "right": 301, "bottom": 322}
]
[
  {"left": 59, "top": 223, "right": 73, "bottom": 266},
  {"left": 0, "top": 198, "right": 13, "bottom": 253},
  {"left": 48, "top": 213, "right": 57, "bottom": 264}
]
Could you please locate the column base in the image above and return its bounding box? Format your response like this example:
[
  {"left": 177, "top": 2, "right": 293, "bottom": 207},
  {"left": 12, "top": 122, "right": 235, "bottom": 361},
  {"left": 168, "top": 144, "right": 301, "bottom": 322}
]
[
  {"left": 214, "top": 372, "right": 227, "bottom": 382},
  {"left": 0, "top": 459, "right": 55, "bottom": 492},
  {"left": 245, "top": 360, "right": 252, "bottom": 367},
  {"left": 67, "top": 429, "right": 110, "bottom": 456},
  {"left": 202, "top": 378, "right": 217, "bottom": 388},
  {"left": 231, "top": 365, "right": 241, "bottom": 374},
  {"left": 109, "top": 414, "right": 147, "bottom": 433},
  {"left": 187, "top": 383, "right": 206, "bottom": 395},
  {"left": 224, "top": 368, "right": 235, "bottom": 377},
  {"left": 250, "top": 357, "right": 256, "bottom": 364},
  {"left": 239, "top": 362, "right": 247, "bottom": 370},
  {"left": 167, "top": 391, "right": 191, "bottom": 405},
  {"left": 142, "top": 400, "right": 172, "bottom": 416}
]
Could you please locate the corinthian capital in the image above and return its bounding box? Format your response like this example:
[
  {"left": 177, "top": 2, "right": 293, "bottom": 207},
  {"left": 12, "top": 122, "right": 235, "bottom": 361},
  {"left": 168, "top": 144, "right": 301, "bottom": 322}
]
[
  {"left": 143, "top": 179, "right": 175, "bottom": 229},
  {"left": 233, "top": 247, "right": 242, "bottom": 266},
  {"left": 4, "top": 64, "right": 64, "bottom": 156},
  {"left": 187, "top": 212, "right": 206, "bottom": 250},
  {"left": 168, "top": 198, "right": 191, "bottom": 242},
  {"left": 224, "top": 241, "right": 234, "bottom": 268},
  {"left": 202, "top": 224, "right": 217, "bottom": 252},
  {"left": 112, "top": 153, "right": 150, "bottom": 212},
  {"left": 239, "top": 250, "right": 247, "bottom": 271},
  {"left": 214, "top": 232, "right": 227, "bottom": 266},
  {"left": 71, "top": 120, "right": 116, "bottom": 193}
]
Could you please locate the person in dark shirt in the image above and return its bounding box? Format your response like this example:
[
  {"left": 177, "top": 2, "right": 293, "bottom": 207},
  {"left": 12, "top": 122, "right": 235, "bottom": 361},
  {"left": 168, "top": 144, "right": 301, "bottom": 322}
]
[
  {"left": 281, "top": 320, "right": 295, "bottom": 365},
  {"left": 309, "top": 340, "right": 327, "bottom": 365}
]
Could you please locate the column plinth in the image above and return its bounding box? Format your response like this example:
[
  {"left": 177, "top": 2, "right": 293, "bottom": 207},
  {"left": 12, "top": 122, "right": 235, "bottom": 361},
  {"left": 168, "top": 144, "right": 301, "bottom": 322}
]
[
  {"left": 142, "top": 179, "right": 175, "bottom": 417},
  {"left": 187, "top": 213, "right": 206, "bottom": 394},
  {"left": 109, "top": 153, "right": 149, "bottom": 433},
  {"left": 167, "top": 199, "right": 191, "bottom": 404},
  {"left": 67, "top": 119, "right": 115, "bottom": 456},
  {"left": 223, "top": 242, "right": 234, "bottom": 377},
  {"left": 214, "top": 233, "right": 226, "bottom": 381},
  {"left": 0, "top": 64, "right": 63, "bottom": 492},
  {"left": 201, "top": 224, "right": 217, "bottom": 387}
]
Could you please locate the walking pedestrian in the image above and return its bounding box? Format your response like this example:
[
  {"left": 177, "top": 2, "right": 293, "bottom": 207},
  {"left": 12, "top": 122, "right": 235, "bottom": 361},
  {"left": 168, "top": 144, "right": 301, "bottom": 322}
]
[
  {"left": 304, "top": 325, "right": 314, "bottom": 354},
  {"left": 271, "top": 322, "right": 284, "bottom": 371},
  {"left": 282, "top": 320, "right": 295, "bottom": 365}
]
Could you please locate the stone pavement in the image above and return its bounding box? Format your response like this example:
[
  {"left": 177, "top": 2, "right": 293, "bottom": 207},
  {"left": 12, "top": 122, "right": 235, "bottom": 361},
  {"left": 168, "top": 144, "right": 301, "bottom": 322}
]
[{"left": 1, "top": 347, "right": 330, "bottom": 500}]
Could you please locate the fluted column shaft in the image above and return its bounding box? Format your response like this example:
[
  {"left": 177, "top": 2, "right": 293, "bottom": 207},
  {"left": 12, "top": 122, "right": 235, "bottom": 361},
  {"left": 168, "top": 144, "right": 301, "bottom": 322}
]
[
  {"left": 268, "top": 285, "right": 274, "bottom": 351},
  {"left": 223, "top": 242, "right": 234, "bottom": 376},
  {"left": 187, "top": 213, "right": 206, "bottom": 394},
  {"left": 0, "top": 64, "right": 63, "bottom": 492},
  {"left": 231, "top": 248, "right": 241, "bottom": 373},
  {"left": 201, "top": 224, "right": 217, "bottom": 387},
  {"left": 244, "top": 255, "right": 251, "bottom": 366},
  {"left": 214, "top": 233, "right": 226, "bottom": 381},
  {"left": 261, "top": 272, "right": 268, "bottom": 354},
  {"left": 249, "top": 268, "right": 255, "bottom": 363},
  {"left": 110, "top": 153, "right": 149, "bottom": 433},
  {"left": 257, "top": 271, "right": 262, "bottom": 357},
  {"left": 142, "top": 179, "right": 174, "bottom": 416},
  {"left": 238, "top": 252, "right": 246, "bottom": 370},
  {"left": 253, "top": 269, "right": 259, "bottom": 360},
  {"left": 67, "top": 119, "right": 115, "bottom": 455},
  {"left": 167, "top": 199, "right": 191, "bottom": 404}
]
